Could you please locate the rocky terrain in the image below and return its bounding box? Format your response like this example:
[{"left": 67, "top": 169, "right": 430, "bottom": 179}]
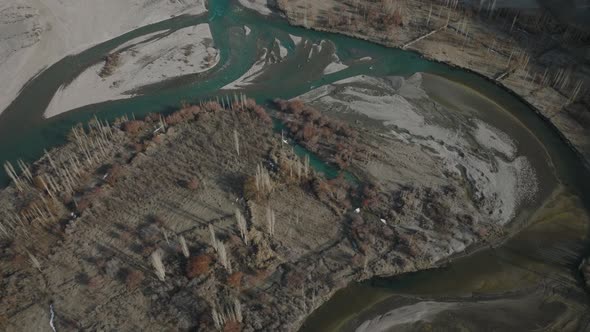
[
  {"left": 0, "top": 0, "right": 207, "bottom": 116},
  {"left": 272, "top": 0, "right": 590, "bottom": 169},
  {"left": 0, "top": 68, "right": 545, "bottom": 330}
]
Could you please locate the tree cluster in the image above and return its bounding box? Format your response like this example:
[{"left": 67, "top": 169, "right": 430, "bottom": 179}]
[{"left": 274, "top": 99, "right": 357, "bottom": 169}]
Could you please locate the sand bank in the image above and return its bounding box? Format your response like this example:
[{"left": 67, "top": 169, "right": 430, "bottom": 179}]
[
  {"left": 0, "top": 0, "right": 207, "bottom": 115},
  {"left": 238, "top": 0, "right": 274, "bottom": 16},
  {"left": 44, "top": 24, "right": 219, "bottom": 118},
  {"left": 222, "top": 48, "right": 268, "bottom": 90}
]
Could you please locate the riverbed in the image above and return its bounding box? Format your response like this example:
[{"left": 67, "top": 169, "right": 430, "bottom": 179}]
[{"left": 0, "top": 0, "right": 589, "bottom": 330}]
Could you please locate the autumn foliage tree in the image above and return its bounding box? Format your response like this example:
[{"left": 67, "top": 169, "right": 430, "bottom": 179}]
[
  {"left": 312, "top": 174, "right": 352, "bottom": 210},
  {"left": 105, "top": 163, "right": 125, "bottom": 186},
  {"left": 360, "top": 183, "right": 380, "bottom": 208},
  {"left": 187, "top": 254, "right": 213, "bottom": 278},
  {"left": 99, "top": 53, "right": 121, "bottom": 77},
  {"left": 182, "top": 177, "right": 200, "bottom": 191},
  {"left": 125, "top": 269, "right": 145, "bottom": 290},
  {"left": 226, "top": 271, "right": 244, "bottom": 289},
  {"left": 122, "top": 120, "right": 145, "bottom": 136},
  {"left": 223, "top": 321, "right": 242, "bottom": 332},
  {"left": 274, "top": 99, "right": 357, "bottom": 169}
]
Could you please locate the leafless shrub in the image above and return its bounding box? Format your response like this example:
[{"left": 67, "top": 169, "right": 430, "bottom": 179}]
[{"left": 99, "top": 53, "right": 121, "bottom": 77}]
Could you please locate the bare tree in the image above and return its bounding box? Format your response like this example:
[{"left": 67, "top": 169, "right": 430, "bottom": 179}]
[
  {"left": 233, "top": 129, "right": 240, "bottom": 157},
  {"left": 266, "top": 205, "right": 276, "bottom": 236},
  {"left": 217, "top": 242, "right": 232, "bottom": 273},
  {"left": 212, "top": 307, "right": 224, "bottom": 330},
  {"left": 4, "top": 162, "right": 24, "bottom": 192},
  {"left": 211, "top": 297, "right": 243, "bottom": 330},
  {"left": 179, "top": 235, "right": 190, "bottom": 258},
  {"left": 235, "top": 209, "right": 248, "bottom": 245},
  {"left": 209, "top": 224, "right": 218, "bottom": 250},
  {"left": 151, "top": 250, "right": 166, "bottom": 281},
  {"left": 27, "top": 251, "right": 42, "bottom": 272},
  {"left": 233, "top": 298, "right": 243, "bottom": 322},
  {"left": 255, "top": 164, "right": 273, "bottom": 195}
]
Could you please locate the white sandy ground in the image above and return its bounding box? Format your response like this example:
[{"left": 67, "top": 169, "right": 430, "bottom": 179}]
[
  {"left": 299, "top": 74, "right": 538, "bottom": 226},
  {"left": 0, "top": 0, "right": 207, "bottom": 116},
  {"left": 307, "top": 40, "right": 328, "bottom": 60},
  {"left": 275, "top": 38, "right": 288, "bottom": 59},
  {"left": 356, "top": 301, "right": 456, "bottom": 331},
  {"left": 223, "top": 37, "right": 350, "bottom": 90},
  {"left": 323, "top": 54, "right": 349, "bottom": 75},
  {"left": 222, "top": 48, "right": 268, "bottom": 90},
  {"left": 113, "top": 30, "right": 171, "bottom": 53},
  {"left": 355, "top": 298, "right": 523, "bottom": 332},
  {"left": 289, "top": 34, "right": 303, "bottom": 46},
  {"left": 473, "top": 119, "right": 517, "bottom": 159},
  {"left": 222, "top": 37, "right": 292, "bottom": 90},
  {"left": 238, "top": 0, "right": 273, "bottom": 15},
  {"left": 44, "top": 24, "right": 219, "bottom": 118}
]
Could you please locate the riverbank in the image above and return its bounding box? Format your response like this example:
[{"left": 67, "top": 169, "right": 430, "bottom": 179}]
[
  {"left": 271, "top": 0, "right": 590, "bottom": 170},
  {"left": 0, "top": 0, "right": 208, "bottom": 116}
]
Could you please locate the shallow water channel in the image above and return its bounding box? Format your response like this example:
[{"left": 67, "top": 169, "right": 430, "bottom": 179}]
[{"left": 0, "top": 0, "right": 589, "bottom": 330}]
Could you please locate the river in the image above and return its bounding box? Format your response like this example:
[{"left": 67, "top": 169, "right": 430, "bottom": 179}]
[{"left": 0, "top": 0, "right": 589, "bottom": 330}]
